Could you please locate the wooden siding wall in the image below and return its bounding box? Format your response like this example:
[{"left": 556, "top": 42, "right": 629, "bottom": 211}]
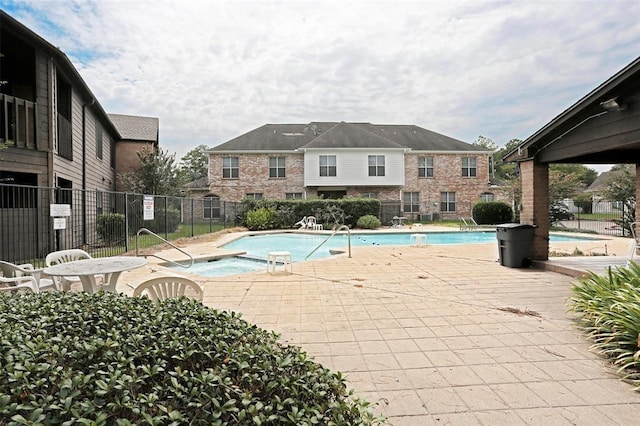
[{"left": 303, "top": 149, "right": 405, "bottom": 186}]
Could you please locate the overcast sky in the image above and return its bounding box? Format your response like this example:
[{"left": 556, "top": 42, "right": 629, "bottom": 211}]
[{"left": 3, "top": 0, "right": 639, "bottom": 172}]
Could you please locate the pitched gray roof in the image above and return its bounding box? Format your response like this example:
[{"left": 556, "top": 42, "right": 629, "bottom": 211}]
[
  {"left": 109, "top": 114, "right": 159, "bottom": 142},
  {"left": 210, "top": 122, "right": 486, "bottom": 152}
]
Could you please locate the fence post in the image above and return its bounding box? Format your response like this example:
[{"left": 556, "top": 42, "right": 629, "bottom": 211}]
[
  {"left": 164, "top": 196, "right": 169, "bottom": 240},
  {"left": 124, "top": 193, "right": 130, "bottom": 252},
  {"left": 191, "top": 198, "right": 195, "bottom": 237}
]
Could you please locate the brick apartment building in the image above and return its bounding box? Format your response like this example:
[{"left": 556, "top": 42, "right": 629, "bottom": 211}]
[{"left": 207, "top": 122, "right": 493, "bottom": 220}]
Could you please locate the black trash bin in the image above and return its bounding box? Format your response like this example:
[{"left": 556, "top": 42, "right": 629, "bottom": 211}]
[{"left": 496, "top": 223, "right": 537, "bottom": 268}]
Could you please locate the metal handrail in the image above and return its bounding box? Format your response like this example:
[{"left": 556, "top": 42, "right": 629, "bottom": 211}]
[
  {"left": 305, "top": 225, "right": 351, "bottom": 260},
  {"left": 135, "top": 228, "right": 194, "bottom": 268}
]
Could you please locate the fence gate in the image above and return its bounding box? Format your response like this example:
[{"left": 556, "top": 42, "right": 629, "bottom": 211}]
[{"left": 380, "top": 201, "right": 401, "bottom": 226}]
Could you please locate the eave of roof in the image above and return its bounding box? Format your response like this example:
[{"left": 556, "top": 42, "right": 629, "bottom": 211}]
[
  {"left": 505, "top": 55, "right": 640, "bottom": 162},
  {"left": 210, "top": 121, "right": 483, "bottom": 152},
  {"left": 0, "top": 11, "right": 121, "bottom": 139}
]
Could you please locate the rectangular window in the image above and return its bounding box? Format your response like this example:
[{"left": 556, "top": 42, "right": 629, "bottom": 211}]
[
  {"left": 203, "top": 196, "right": 220, "bottom": 219},
  {"left": 56, "top": 76, "right": 73, "bottom": 160},
  {"left": 110, "top": 139, "right": 116, "bottom": 169},
  {"left": 245, "top": 193, "right": 263, "bottom": 200},
  {"left": 368, "top": 155, "right": 385, "bottom": 176},
  {"left": 362, "top": 192, "right": 378, "bottom": 199},
  {"left": 441, "top": 192, "right": 456, "bottom": 212},
  {"left": 319, "top": 155, "right": 336, "bottom": 177},
  {"left": 286, "top": 192, "right": 303, "bottom": 200},
  {"left": 95, "top": 121, "right": 103, "bottom": 160},
  {"left": 56, "top": 177, "right": 73, "bottom": 207},
  {"left": 462, "top": 157, "right": 477, "bottom": 177},
  {"left": 403, "top": 192, "right": 420, "bottom": 213},
  {"left": 96, "top": 190, "right": 103, "bottom": 215},
  {"left": 418, "top": 156, "right": 434, "bottom": 178},
  {"left": 269, "top": 156, "right": 286, "bottom": 178},
  {"left": 222, "top": 157, "right": 239, "bottom": 179}
]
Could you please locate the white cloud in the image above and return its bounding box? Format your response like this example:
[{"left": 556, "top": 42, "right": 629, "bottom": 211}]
[{"left": 6, "top": 0, "right": 640, "bottom": 162}]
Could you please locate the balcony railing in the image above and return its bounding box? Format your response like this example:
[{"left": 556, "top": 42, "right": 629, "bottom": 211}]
[{"left": 0, "top": 94, "right": 37, "bottom": 149}]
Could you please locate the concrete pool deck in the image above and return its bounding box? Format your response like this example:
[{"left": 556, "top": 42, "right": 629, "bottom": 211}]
[{"left": 117, "top": 228, "right": 640, "bottom": 425}]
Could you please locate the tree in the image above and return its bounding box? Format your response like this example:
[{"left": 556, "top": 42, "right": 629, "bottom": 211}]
[
  {"left": 179, "top": 144, "right": 209, "bottom": 182},
  {"left": 600, "top": 164, "right": 636, "bottom": 233},
  {"left": 118, "top": 146, "right": 183, "bottom": 196},
  {"left": 550, "top": 164, "right": 598, "bottom": 188},
  {"left": 549, "top": 169, "right": 583, "bottom": 203}
]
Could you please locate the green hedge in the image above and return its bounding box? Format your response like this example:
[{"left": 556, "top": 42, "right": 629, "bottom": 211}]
[
  {"left": 0, "top": 292, "right": 384, "bottom": 424},
  {"left": 241, "top": 198, "right": 381, "bottom": 229},
  {"left": 96, "top": 213, "right": 125, "bottom": 245},
  {"left": 472, "top": 202, "right": 513, "bottom": 224}
]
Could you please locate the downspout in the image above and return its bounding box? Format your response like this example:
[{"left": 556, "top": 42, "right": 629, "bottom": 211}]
[{"left": 81, "top": 98, "right": 95, "bottom": 244}]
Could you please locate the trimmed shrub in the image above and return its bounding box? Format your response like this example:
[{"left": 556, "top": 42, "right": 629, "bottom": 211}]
[
  {"left": 240, "top": 198, "right": 381, "bottom": 229},
  {"left": 96, "top": 213, "right": 125, "bottom": 245},
  {"left": 245, "top": 206, "right": 276, "bottom": 230},
  {"left": 0, "top": 292, "right": 384, "bottom": 424},
  {"left": 357, "top": 214, "right": 382, "bottom": 229},
  {"left": 472, "top": 201, "right": 513, "bottom": 224}
]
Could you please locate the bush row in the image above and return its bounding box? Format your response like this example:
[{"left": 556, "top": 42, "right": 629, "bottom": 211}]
[
  {"left": 0, "top": 292, "right": 384, "bottom": 424},
  {"left": 241, "top": 198, "right": 381, "bottom": 230}
]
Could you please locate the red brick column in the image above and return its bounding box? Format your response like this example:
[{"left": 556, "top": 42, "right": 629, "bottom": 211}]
[{"left": 519, "top": 160, "right": 549, "bottom": 260}]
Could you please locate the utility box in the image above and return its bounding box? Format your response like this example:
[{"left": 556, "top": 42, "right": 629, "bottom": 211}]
[{"left": 496, "top": 223, "right": 536, "bottom": 268}]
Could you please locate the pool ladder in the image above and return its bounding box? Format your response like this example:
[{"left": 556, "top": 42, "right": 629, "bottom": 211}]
[
  {"left": 305, "top": 225, "right": 351, "bottom": 260},
  {"left": 135, "top": 228, "right": 194, "bottom": 268}
]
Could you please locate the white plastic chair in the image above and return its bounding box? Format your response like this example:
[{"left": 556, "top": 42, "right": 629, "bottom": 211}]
[
  {"left": 133, "top": 276, "right": 203, "bottom": 301},
  {"left": 45, "top": 249, "right": 101, "bottom": 291},
  {"left": 0, "top": 260, "right": 58, "bottom": 291},
  {"left": 306, "top": 216, "right": 317, "bottom": 230},
  {"left": 0, "top": 274, "right": 38, "bottom": 293}
]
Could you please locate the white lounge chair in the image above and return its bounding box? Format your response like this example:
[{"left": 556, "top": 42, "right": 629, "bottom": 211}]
[
  {"left": 294, "top": 216, "right": 307, "bottom": 230},
  {"left": 45, "top": 249, "right": 102, "bottom": 291},
  {"left": 133, "top": 276, "right": 203, "bottom": 301},
  {"left": 0, "top": 260, "right": 58, "bottom": 291}
]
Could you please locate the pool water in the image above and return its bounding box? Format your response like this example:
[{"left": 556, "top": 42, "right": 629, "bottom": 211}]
[
  {"left": 222, "top": 231, "right": 596, "bottom": 261},
  {"left": 185, "top": 256, "right": 267, "bottom": 277},
  {"left": 176, "top": 231, "right": 598, "bottom": 278}
]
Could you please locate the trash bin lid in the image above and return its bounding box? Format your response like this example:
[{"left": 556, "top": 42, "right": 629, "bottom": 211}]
[{"left": 496, "top": 223, "right": 537, "bottom": 229}]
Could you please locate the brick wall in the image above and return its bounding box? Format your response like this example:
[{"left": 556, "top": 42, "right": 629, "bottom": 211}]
[
  {"left": 209, "top": 153, "right": 306, "bottom": 200},
  {"left": 402, "top": 153, "right": 491, "bottom": 218},
  {"left": 209, "top": 152, "right": 492, "bottom": 216},
  {"left": 520, "top": 160, "right": 549, "bottom": 260}
]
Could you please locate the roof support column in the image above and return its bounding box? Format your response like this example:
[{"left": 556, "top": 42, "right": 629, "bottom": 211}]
[
  {"left": 519, "top": 160, "right": 549, "bottom": 260},
  {"left": 636, "top": 164, "right": 640, "bottom": 230}
]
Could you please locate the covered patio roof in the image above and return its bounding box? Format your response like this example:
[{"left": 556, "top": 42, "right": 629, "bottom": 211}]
[{"left": 505, "top": 56, "right": 640, "bottom": 165}]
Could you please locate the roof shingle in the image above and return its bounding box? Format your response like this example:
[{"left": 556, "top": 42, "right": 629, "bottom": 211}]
[
  {"left": 210, "top": 122, "right": 487, "bottom": 152},
  {"left": 109, "top": 114, "right": 159, "bottom": 142}
]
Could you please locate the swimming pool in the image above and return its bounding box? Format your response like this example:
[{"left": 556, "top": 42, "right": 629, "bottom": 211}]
[
  {"left": 175, "top": 231, "right": 598, "bottom": 277},
  {"left": 222, "top": 231, "right": 596, "bottom": 262}
]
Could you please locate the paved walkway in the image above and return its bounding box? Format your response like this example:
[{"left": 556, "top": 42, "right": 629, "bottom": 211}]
[{"left": 116, "top": 229, "right": 640, "bottom": 425}]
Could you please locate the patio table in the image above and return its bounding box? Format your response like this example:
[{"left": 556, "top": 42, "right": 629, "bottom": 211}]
[{"left": 43, "top": 256, "right": 147, "bottom": 293}]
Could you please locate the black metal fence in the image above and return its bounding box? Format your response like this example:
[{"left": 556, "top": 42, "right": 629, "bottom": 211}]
[{"left": 0, "top": 184, "right": 244, "bottom": 265}]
